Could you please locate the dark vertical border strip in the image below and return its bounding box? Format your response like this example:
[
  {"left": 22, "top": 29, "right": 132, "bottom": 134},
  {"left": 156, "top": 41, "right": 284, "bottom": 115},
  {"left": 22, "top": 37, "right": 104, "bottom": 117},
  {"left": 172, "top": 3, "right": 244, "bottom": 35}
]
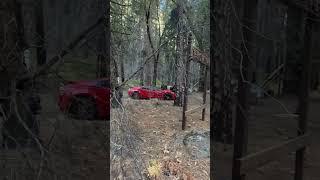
[
  {"left": 210, "top": 0, "right": 214, "bottom": 179},
  {"left": 294, "top": 12, "right": 313, "bottom": 180},
  {"left": 105, "top": 0, "right": 111, "bottom": 179}
]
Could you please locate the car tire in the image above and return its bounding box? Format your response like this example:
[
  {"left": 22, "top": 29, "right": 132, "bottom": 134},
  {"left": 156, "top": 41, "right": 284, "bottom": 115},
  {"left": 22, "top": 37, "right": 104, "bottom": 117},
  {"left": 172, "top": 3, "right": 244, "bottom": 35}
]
[
  {"left": 163, "top": 94, "right": 172, "bottom": 100},
  {"left": 132, "top": 92, "right": 140, "bottom": 99},
  {"left": 70, "top": 96, "right": 96, "bottom": 120}
]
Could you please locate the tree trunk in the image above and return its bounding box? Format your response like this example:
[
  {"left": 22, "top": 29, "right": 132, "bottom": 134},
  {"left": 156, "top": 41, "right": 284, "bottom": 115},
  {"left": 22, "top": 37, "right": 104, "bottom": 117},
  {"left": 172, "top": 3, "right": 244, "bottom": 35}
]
[
  {"left": 232, "top": 0, "right": 256, "bottom": 178},
  {"left": 198, "top": 64, "right": 206, "bottom": 92},
  {"left": 145, "top": 1, "right": 161, "bottom": 87},
  {"left": 196, "top": 42, "right": 206, "bottom": 92},
  {"left": 97, "top": 36, "right": 108, "bottom": 78},
  {"left": 140, "top": 65, "right": 144, "bottom": 86},
  {"left": 182, "top": 33, "right": 192, "bottom": 130},
  {"left": 119, "top": 46, "right": 125, "bottom": 83},
  {"left": 173, "top": 0, "right": 186, "bottom": 107},
  {"left": 212, "top": 0, "right": 234, "bottom": 143},
  {"left": 285, "top": 6, "right": 306, "bottom": 94},
  {"left": 143, "top": 24, "right": 152, "bottom": 86},
  {"left": 153, "top": 53, "right": 159, "bottom": 86},
  {"left": 35, "top": 0, "right": 47, "bottom": 66}
]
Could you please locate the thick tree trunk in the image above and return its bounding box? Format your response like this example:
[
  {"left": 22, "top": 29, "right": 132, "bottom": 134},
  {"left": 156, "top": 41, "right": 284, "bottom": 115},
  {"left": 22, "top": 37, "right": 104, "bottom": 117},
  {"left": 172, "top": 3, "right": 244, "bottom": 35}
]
[
  {"left": 196, "top": 42, "right": 206, "bottom": 93},
  {"left": 145, "top": 2, "right": 161, "bottom": 87},
  {"left": 174, "top": 33, "right": 184, "bottom": 106},
  {"left": 97, "top": 36, "right": 109, "bottom": 78},
  {"left": 212, "top": 0, "right": 234, "bottom": 143},
  {"left": 182, "top": 33, "right": 192, "bottom": 130},
  {"left": 143, "top": 25, "right": 153, "bottom": 86},
  {"left": 96, "top": 0, "right": 110, "bottom": 79},
  {"left": 173, "top": 0, "right": 186, "bottom": 107},
  {"left": 285, "top": 6, "right": 306, "bottom": 94}
]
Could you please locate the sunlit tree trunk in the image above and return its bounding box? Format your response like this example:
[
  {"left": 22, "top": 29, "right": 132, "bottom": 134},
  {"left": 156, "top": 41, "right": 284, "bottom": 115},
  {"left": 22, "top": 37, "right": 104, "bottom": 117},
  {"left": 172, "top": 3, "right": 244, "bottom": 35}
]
[{"left": 173, "top": 0, "right": 185, "bottom": 106}]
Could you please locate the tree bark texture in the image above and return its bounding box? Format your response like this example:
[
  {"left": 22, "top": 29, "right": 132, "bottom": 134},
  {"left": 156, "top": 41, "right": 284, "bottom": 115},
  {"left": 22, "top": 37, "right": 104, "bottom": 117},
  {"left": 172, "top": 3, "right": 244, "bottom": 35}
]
[
  {"left": 285, "top": 5, "right": 306, "bottom": 94},
  {"left": 212, "top": 0, "right": 233, "bottom": 143}
]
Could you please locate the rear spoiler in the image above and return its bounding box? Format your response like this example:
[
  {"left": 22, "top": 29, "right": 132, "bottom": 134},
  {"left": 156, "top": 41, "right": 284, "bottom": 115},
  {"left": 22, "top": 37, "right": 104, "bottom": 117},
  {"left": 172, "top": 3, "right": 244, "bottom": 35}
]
[
  {"left": 66, "top": 80, "right": 76, "bottom": 84},
  {"left": 59, "top": 80, "right": 76, "bottom": 87}
]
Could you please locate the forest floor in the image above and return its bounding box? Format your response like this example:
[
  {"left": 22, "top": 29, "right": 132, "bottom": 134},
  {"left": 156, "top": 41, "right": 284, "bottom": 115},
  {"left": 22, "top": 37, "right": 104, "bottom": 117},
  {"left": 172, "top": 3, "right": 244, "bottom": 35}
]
[
  {"left": 214, "top": 90, "right": 320, "bottom": 180},
  {"left": 110, "top": 91, "right": 210, "bottom": 180}
]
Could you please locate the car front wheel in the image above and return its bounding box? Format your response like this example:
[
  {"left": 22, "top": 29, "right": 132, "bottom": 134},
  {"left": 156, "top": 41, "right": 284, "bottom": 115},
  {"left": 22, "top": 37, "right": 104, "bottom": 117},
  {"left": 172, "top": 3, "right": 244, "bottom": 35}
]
[
  {"left": 70, "top": 96, "right": 96, "bottom": 120},
  {"left": 131, "top": 92, "right": 140, "bottom": 99},
  {"left": 163, "top": 94, "right": 173, "bottom": 100}
]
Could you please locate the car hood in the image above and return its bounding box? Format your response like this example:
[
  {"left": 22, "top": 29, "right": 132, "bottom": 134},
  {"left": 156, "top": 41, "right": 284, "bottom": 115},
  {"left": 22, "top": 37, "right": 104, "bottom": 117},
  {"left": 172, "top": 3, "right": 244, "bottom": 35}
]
[
  {"left": 128, "top": 87, "right": 141, "bottom": 91},
  {"left": 162, "top": 89, "right": 174, "bottom": 93}
]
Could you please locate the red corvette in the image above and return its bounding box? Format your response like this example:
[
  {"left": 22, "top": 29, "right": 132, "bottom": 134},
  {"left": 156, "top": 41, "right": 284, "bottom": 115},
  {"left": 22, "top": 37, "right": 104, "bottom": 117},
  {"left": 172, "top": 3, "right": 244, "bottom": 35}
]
[
  {"left": 128, "top": 86, "right": 176, "bottom": 100},
  {"left": 58, "top": 78, "right": 110, "bottom": 120}
]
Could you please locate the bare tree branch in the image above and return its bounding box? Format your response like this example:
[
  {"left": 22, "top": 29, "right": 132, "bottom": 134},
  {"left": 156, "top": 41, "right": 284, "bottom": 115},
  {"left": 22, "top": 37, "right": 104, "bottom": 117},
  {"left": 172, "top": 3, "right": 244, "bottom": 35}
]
[{"left": 18, "top": 17, "right": 105, "bottom": 83}]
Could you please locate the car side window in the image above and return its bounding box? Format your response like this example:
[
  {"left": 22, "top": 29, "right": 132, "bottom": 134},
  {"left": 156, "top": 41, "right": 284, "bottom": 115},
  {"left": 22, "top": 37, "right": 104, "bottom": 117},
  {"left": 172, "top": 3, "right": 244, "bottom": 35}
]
[{"left": 97, "top": 80, "right": 110, "bottom": 88}]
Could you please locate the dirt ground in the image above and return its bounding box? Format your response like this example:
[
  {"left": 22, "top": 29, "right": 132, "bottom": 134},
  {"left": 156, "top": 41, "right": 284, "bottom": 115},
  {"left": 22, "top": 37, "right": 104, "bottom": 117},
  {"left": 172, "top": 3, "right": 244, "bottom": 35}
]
[
  {"left": 214, "top": 91, "right": 320, "bottom": 180},
  {"left": 110, "top": 91, "right": 210, "bottom": 180}
]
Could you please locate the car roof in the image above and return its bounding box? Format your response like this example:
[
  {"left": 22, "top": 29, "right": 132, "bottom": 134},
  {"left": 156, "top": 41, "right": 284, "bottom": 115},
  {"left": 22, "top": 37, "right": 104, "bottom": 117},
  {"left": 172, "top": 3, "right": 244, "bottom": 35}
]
[
  {"left": 142, "top": 86, "right": 160, "bottom": 89},
  {"left": 69, "top": 78, "right": 109, "bottom": 86}
]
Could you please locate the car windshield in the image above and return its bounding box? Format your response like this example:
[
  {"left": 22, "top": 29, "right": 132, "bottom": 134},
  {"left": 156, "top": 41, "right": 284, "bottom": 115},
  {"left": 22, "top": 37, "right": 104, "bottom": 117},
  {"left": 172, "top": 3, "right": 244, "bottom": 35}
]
[
  {"left": 96, "top": 80, "right": 110, "bottom": 88},
  {"left": 142, "top": 86, "right": 159, "bottom": 91}
]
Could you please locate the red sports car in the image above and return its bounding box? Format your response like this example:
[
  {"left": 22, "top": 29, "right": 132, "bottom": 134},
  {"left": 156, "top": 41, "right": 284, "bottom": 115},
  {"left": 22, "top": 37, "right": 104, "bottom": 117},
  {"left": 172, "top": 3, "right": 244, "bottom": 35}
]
[
  {"left": 58, "top": 78, "right": 110, "bottom": 120},
  {"left": 128, "top": 86, "right": 176, "bottom": 100}
]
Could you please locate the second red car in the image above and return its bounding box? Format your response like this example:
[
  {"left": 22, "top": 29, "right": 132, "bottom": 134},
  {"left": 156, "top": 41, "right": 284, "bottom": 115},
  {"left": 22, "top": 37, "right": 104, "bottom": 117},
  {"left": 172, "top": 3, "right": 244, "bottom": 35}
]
[{"left": 128, "top": 86, "right": 176, "bottom": 100}]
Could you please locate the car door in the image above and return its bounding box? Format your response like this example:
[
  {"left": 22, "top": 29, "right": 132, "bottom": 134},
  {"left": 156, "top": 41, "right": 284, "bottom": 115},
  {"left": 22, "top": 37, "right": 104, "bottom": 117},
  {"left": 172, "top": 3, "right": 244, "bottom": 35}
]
[
  {"left": 94, "top": 80, "right": 110, "bottom": 116},
  {"left": 152, "top": 87, "right": 162, "bottom": 98},
  {"left": 148, "top": 86, "right": 157, "bottom": 98},
  {"left": 148, "top": 87, "right": 156, "bottom": 98},
  {"left": 140, "top": 87, "right": 151, "bottom": 99}
]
